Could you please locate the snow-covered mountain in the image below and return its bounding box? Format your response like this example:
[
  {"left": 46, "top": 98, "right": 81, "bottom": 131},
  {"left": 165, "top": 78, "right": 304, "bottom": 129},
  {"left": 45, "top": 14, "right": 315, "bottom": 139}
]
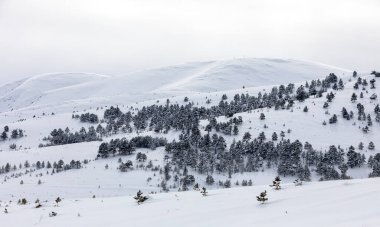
[
  {"left": 0, "top": 58, "right": 350, "bottom": 114},
  {"left": 0, "top": 58, "right": 379, "bottom": 227}
]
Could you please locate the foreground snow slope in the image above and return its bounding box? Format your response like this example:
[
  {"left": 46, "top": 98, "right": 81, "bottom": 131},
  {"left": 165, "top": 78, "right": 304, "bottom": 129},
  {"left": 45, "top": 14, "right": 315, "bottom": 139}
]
[
  {"left": 2, "top": 177, "right": 380, "bottom": 227},
  {"left": 0, "top": 58, "right": 350, "bottom": 114}
]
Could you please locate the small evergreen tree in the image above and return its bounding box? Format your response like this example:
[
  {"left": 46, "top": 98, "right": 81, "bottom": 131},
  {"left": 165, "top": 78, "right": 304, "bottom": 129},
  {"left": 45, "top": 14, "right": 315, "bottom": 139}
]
[
  {"left": 270, "top": 176, "right": 281, "bottom": 190},
  {"left": 368, "top": 142, "right": 375, "bottom": 150},
  {"left": 256, "top": 190, "right": 268, "bottom": 204},
  {"left": 19, "top": 198, "right": 28, "bottom": 205},
  {"left": 329, "top": 114, "right": 338, "bottom": 124},
  {"left": 233, "top": 125, "right": 239, "bottom": 135},
  {"left": 200, "top": 187, "right": 208, "bottom": 196},
  {"left": 193, "top": 183, "right": 200, "bottom": 191},
  {"left": 272, "top": 132, "right": 278, "bottom": 141},
  {"left": 351, "top": 93, "right": 357, "bottom": 102},
  {"left": 134, "top": 190, "right": 148, "bottom": 204},
  {"left": 259, "top": 113, "right": 265, "bottom": 120},
  {"left": 358, "top": 142, "right": 364, "bottom": 150},
  {"left": 55, "top": 197, "right": 62, "bottom": 206},
  {"left": 367, "top": 114, "right": 373, "bottom": 126}
]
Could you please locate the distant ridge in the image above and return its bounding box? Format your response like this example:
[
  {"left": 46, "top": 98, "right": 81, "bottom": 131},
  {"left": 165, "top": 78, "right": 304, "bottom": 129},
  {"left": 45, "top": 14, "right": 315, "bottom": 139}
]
[{"left": 0, "top": 58, "right": 351, "bottom": 113}]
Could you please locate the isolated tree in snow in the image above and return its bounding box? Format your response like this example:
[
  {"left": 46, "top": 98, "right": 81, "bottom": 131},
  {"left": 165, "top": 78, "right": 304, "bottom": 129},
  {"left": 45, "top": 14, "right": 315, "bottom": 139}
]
[
  {"left": 134, "top": 190, "right": 148, "bottom": 204},
  {"left": 270, "top": 176, "right": 281, "bottom": 190},
  {"left": 370, "top": 79, "right": 376, "bottom": 89},
  {"left": 303, "top": 106, "right": 308, "bottom": 112},
  {"left": 358, "top": 142, "right": 364, "bottom": 150},
  {"left": 259, "top": 113, "right": 265, "bottom": 120},
  {"left": 329, "top": 114, "right": 337, "bottom": 124},
  {"left": 257, "top": 190, "right": 268, "bottom": 204},
  {"left": 35, "top": 199, "right": 42, "bottom": 208},
  {"left": 367, "top": 114, "right": 372, "bottom": 126},
  {"left": 19, "top": 198, "right": 28, "bottom": 205},
  {"left": 272, "top": 132, "right": 278, "bottom": 141},
  {"left": 338, "top": 78, "right": 344, "bottom": 89},
  {"left": 341, "top": 107, "right": 350, "bottom": 120},
  {"left": 193, "top": 183, "right": 200, "bottom": 191},
  {"left": 368, "top": 142, "right": 375, "bottom": 150},
  {"left": 200, "top": 187, "right": 208, "bottom": 196},
  {"left": 351, "top": 93, "right": 357, "bottom": 102},
  {"left": 362, "top": 126, "right": 369, "bottom": 133},
  {"left": 55, "top": 197, "right": 62, "bottom": 206}
]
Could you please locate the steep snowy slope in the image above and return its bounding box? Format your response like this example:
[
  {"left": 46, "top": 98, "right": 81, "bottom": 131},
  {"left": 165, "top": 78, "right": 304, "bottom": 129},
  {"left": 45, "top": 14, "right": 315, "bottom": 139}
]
[
  {"left": 0, "top": 58, "right": 350, "bottom": 114},
  {"left": 2, "top": 177, "right": 380, "bottom": 227}
]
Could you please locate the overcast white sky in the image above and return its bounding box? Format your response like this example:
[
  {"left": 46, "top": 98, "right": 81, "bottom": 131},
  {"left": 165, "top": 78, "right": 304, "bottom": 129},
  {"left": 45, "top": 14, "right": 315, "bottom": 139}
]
[{"left": 0, "top": 0, "right": 379, "bottom": 84}]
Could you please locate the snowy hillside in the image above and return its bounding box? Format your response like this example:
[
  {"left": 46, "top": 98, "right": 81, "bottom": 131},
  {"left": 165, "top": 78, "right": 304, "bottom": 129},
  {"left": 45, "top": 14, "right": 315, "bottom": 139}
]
[
  {"left": 2, "top": 177, "right": 380, "bottom": 227},
  {"left": 0, "top": 58, "right": 350, "bottom": 115},
  {"left": 0, "top": 58, "right": 379, "bottom": 226}
]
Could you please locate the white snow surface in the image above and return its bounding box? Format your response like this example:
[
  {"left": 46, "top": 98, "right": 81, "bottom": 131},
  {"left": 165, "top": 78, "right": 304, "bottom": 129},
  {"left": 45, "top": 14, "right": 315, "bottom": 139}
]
[
  {"left": 0, "top": 58, "right": 350, "bottom": 115},
  {"left": 2, "top": 178, "right": 380, "bottom": 227}
]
